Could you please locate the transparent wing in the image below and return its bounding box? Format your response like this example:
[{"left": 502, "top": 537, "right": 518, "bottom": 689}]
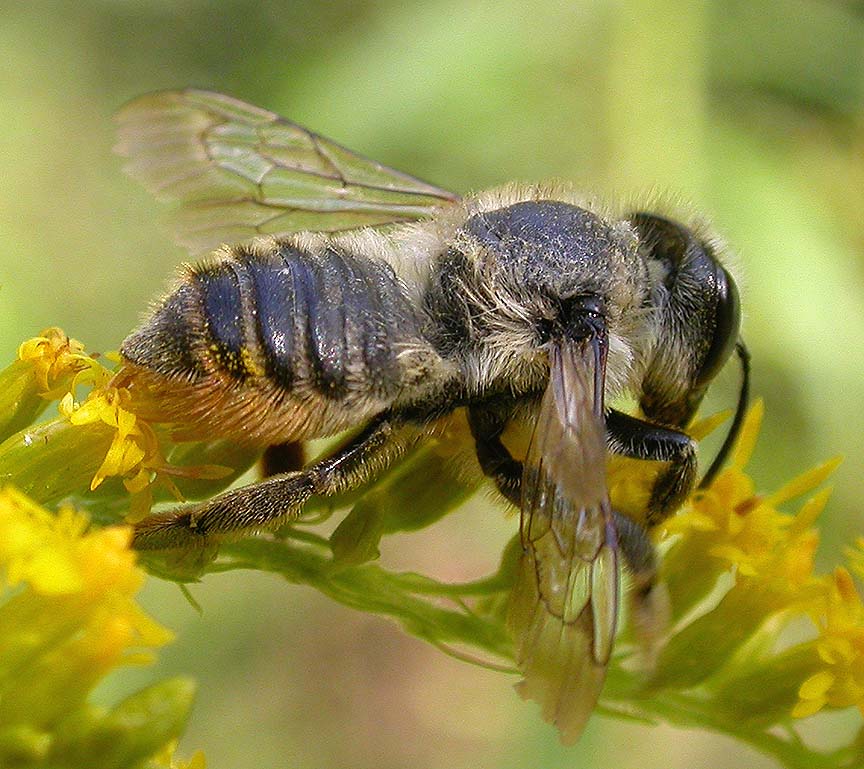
[
  {"left": 115, "top": 89, "right": 460, "bottom": 255},
  {"left": 507, "top": 342, "right": 619, "bottom": 744}
]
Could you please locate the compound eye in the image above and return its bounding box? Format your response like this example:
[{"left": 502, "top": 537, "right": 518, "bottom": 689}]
[{"left": 694, "top": 263, "right": 741, "bottom": 388}]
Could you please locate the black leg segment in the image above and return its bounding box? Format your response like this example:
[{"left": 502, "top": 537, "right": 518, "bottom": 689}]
[
  {"left": 470, "top": 404, "right": 697, "bottom": 528},
  {"left": 605, "top": 409, "right": 697, "bottom": 525},
  {"left": 468, "top": 403, "right": 523, "bottom": 506}
]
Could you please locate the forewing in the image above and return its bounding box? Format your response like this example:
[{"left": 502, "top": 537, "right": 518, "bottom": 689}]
[
  {"left": 508, "top": 343, "right": 619, "bottom": 744},
  {"left": 115, "top": 89, "right": 460, "bottom": 254}
]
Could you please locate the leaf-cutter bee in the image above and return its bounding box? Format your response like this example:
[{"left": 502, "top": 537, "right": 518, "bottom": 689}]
[{"left": 115, "top": 90, "right": 749, "bottom": 742}]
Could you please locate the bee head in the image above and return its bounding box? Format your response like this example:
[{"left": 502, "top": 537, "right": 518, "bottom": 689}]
[{"left": 630, "top": 212, "right": 741, "bottom": 426}]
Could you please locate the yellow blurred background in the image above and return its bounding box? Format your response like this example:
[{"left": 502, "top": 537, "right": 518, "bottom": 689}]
[{"left": 1, "top": 1, "right": 862, "bottom": 767}]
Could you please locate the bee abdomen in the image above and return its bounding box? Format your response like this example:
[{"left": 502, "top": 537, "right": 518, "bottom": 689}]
[
  {"left": 121, "top": 240, "right": 429, "bottom": 442},
  {"left": 241, "top": 243, "right": 419, "bottom": 397},
  {"left": 196, "top": 262, "right": 252, "bottom": 379}
]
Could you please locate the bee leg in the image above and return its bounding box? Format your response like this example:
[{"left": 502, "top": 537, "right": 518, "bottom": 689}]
[
  {"left": 471, "top": 405, "right": 695, "bottom": 525},
  {"left": 468, "top": 403, "right": 523, "bottom": 506},
  {"left": 612, "top": 510, "right": 668, "bottom": 663},
  {"left": 260, "top": 441, "right": 305, "bottom": 478},
  {"left": 133, "top": 414, "right": 424, "bottom": 550},
  {"left": 605, "top": 409, "right": 697, "bottom": 526},
  {"left": 469, "top": 404, "right": 672, "bottom": 656},
  {"left": 611, "top": 511, "right": 655, "bottom": 595}
]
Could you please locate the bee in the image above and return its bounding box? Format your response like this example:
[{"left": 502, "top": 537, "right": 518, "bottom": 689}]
[{"left": 115, "top": 90, "right": 749, "bottom": 743}]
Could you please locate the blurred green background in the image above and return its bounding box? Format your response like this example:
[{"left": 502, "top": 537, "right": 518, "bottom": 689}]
[{"left": 2, "top": 1, "right": 863, "bottom": 767}]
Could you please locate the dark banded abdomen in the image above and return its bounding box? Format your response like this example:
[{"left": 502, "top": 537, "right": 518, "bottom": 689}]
[{"left": 121, "top": 241, "right": 435, "bottom": 443}]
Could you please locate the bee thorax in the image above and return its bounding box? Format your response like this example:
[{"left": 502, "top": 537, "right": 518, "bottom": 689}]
[{"left": 420, "top": 199, "right": 651, "bottom": 397}]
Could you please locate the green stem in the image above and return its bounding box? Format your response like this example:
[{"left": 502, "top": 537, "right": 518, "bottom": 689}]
[{"left": 605, "top": 688, "right": 863, "bottom": 769}]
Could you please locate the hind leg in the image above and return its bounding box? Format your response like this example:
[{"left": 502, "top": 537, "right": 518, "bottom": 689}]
[{"left": 134, "top": 414, "right": 425, "bottom": 550}]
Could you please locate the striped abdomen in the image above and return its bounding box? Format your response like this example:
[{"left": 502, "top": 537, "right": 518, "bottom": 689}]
[{"left": 121, "top": 240, "right": 436, "bottom": 444}]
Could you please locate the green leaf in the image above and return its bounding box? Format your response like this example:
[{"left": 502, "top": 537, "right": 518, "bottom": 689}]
[
  {"left": 0, "top": 360, "right": 50, "bottom": 445},
  {"left": 709, "top": 643, "right": 819, "bottom": 725},
  {"left": 0, "top": 724, "right": 51, "bottom": 766},
  {"left": 329, "top": 443, "right": 480, "bottom": 568},
  {"left": 49, "top": 678, "right": 196, "bottom": 769},
  {"left": 0, "top": 418, "right": 114, "bottom": 506},
  {"left": 216, "top": 538, "right": 513, "bottom": 662},
  {"left": 647, "top": 584, "right": 774, "bottom": 690},
  {"left": 329, "top": 496, "right": 386, "bottom": 568}
]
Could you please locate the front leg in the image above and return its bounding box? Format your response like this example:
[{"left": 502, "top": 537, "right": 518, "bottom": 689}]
[
  {"left": 470, "top": 404, "right": 697, "bottom": 526},
  {"left": 605, "top": 409, "right": 697, "bottom": 526},
  {"left": 471, "top": 403, "right": 682, "bottom": 655},
  {"left": 133, "top": 413, "right": 426, "bottom": 550},
  {"left": 469, "top": 402, "right": 659, "bottom": 592},
  {"left": 467, "top": 402, "right": 523, "bottom": 506}
]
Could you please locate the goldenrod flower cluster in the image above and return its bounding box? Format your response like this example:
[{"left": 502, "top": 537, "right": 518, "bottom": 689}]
[
  {"left": 617, "top": 402, "right": 864, "bottom": 766},
  {"left": 0, "top": 329, "right": 254, "bottom": 521},
  {"left": 0, "top": 485, "right": 203, "bottom": 768},
  {"left": 1, "top": 329, "right": 863, "bottom": 768}
]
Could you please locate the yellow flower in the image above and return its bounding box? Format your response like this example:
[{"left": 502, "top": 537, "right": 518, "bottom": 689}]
[
  {"left": 16, "top": 330, "right": 160, "bottom": 498},
  {"left": 60, "top": 387, "right": 162, "bottom": 492},
  {"left": 1, "top": 329, "right": 247, "bottom": 528},
  {"left": 17, "top": 327, "right": 111, "bottom": 398},
  {"left": 661, "top": 400, "right": 840, "bottom": 603},
  {"left": 57, "top": 383, "right": 235, "bottom": 522},
  {"left": 793, "top": 568, "right": 864, "bottom": 718},
  {"left": 58, "top": 385, "right": 175, "bottom": 522},
  {"left": 153, "top": 745, "right": 207, "bottom": 769},
  {"left": 846, "top": 537, "right": 864, "bottom": 580},
  {"left": 646, "top": 400, "right": 861, "bottom": 735},
  {"left": 12, "top": 329, "right": 230, "bottom": 521},
  {"left": 0, "top": 486, "right": 201, "bottom": 768},
  {"left": 172, "top": 749, "right": 207, "bottom": 769},
  {"left": 0, "top": 329, "right": 108, "bottom": 444}
]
